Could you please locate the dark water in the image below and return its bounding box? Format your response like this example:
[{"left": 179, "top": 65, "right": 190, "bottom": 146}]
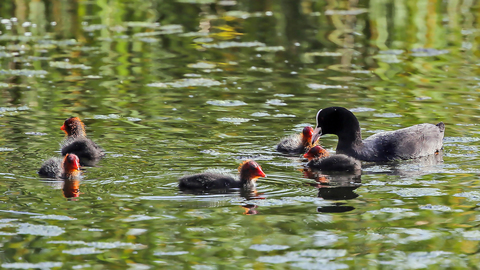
[{"left": 1, "top": 0, "right": 480, "bottom": 268}]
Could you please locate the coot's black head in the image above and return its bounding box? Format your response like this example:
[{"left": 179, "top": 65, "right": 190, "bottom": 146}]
[{"left": 312, "top": 107, "right": 360, "bottom": 143}]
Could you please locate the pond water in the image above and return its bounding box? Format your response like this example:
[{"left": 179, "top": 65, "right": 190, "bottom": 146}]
[{"left": 1, "top": 0, "right": 480, "bottom": 268}]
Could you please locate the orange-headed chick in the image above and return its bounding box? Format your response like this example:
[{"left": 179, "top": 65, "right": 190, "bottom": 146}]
[
  {"left": 61, "top": 117, "right": 86, "bottom": 137},
  {"left": 304, "top": 145, "right": 330, "bottom": 161},
  {"left": 61, "top": 117, "right": 105, "bottom": 166},
  {"left": 179, "top": 160, "right": 266, "bottom": 190},
  {"left": 304, "top": 146, "right": 361, "bottom": 172},
  {"left": 38, "top": 153, "right": 82, "bottom": 179},
  {"left": 276, "top": 126, "right": 319, "bottom": 155}
]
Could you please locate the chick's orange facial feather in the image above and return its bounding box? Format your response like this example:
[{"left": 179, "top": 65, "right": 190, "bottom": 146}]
[
  {"left": 301, "top": 126, "right": 316, "bottom": 147},
  {"left": 304, "top": 146, "right": 329, "bottom": 160},
  {"left": 238, "top": 160, "right": 267, "bottom": 179},
  {"left": 61, "top": 117, "right": 86, "bottom": 137},
  {"left": 64, "top": 154, "right": 80, "bottom": 171},
  {"left": 302, "top": 126, "right": 314, "bottom": 138}
]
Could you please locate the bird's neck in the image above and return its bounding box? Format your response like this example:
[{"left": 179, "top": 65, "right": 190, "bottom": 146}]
[
  {"left": 240, "top": 177, "right": 257, "bottom": 189},
  {"left": 62, "top": 170, "right": 80, "bottom": 179},
  {"left": 301, "top": 134, "right": 313, "bottom": 148},
  {"left": 62, "top": 165, "right": 81, "bottom": 179},
  {"left": 336, "top": 127, "right": 363, "bottom": 154},
  {"left": 239, "top": 172, "right": 257, "bottom": 185},
  {"left": 70, "top": 129, "right": 86, "bottom": 137}
]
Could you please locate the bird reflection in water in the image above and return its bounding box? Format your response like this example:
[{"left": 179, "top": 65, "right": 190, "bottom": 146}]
[
  {"left": 240, "top": 188, "right": 266, "bottom": 215},
  {"left": 364, "top": 150, "right": 444, "bottom": 177},
  {"left": 304, "top": 169, "right": 362, "bottom": 213},
  {"left": 242, "top": 204, "right": 258, "bottom": 215},
  {"left": 39, "top": 178, "right": 82, "bottom": 200},
  {"left": 240, "top": 188, "right": 265, "bottom": 200},
  {"left": 317, "top": 204, "right": 356, "bottom": 213},
  {"left": 63, "top": 179, "right": 81, "bottom": 199},
  {"left": 179, "top": 186, "right": 264, "bottom": 198},
  {"left": 178, "top": 185, "right": 264, "bottom": 215},
  {"left": 304, "top": 151, "right": 445, "bottom": 213}
]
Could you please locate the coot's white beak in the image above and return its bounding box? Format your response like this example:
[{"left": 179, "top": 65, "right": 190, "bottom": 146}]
[{"left": 312, "top": 127, "right": 322, "bottom": 144}]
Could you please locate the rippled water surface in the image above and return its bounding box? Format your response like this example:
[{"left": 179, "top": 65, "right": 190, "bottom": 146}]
[{"left": 1, "top": 0, "right": 480, "bottom": 268}]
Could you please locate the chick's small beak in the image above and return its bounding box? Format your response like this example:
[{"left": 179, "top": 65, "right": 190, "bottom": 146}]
[
  {"left": 60, "top": 124, "right": 66, "bottom": 131},
  {"left": 74, "top": 160, "right": 80, "bottom": 170},
  {"left": 312, "top": 127, "right": 322, "bottom": 144},
  {"left": 257, "top": 167, "right": 267, "bottom": 178}
]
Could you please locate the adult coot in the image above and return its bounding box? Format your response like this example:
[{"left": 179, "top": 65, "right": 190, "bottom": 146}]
[
  {"left": 179, "top": 160, "right": 266, "bottom": 190},
  {"left": 61, "top": 117, "right": 105, "bottom": 165},
  {"left": 312, "top": 107, "right": 445, "bottom": 161},
  {"left": 277, "top": 126, "right": 319, "bottom": 154}
]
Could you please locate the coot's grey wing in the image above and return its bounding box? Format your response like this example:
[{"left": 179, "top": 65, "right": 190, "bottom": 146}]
[
  {"left": 363, "top": 123, "right": 444, "bottom": 160},
  {"left": 394, "top": 123, "right": 444, "bottom": 159}
]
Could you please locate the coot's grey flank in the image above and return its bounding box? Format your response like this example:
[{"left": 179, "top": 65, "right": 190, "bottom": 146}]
[{"left": 311, "top": 107, "right": 445, "bottom": 162}]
